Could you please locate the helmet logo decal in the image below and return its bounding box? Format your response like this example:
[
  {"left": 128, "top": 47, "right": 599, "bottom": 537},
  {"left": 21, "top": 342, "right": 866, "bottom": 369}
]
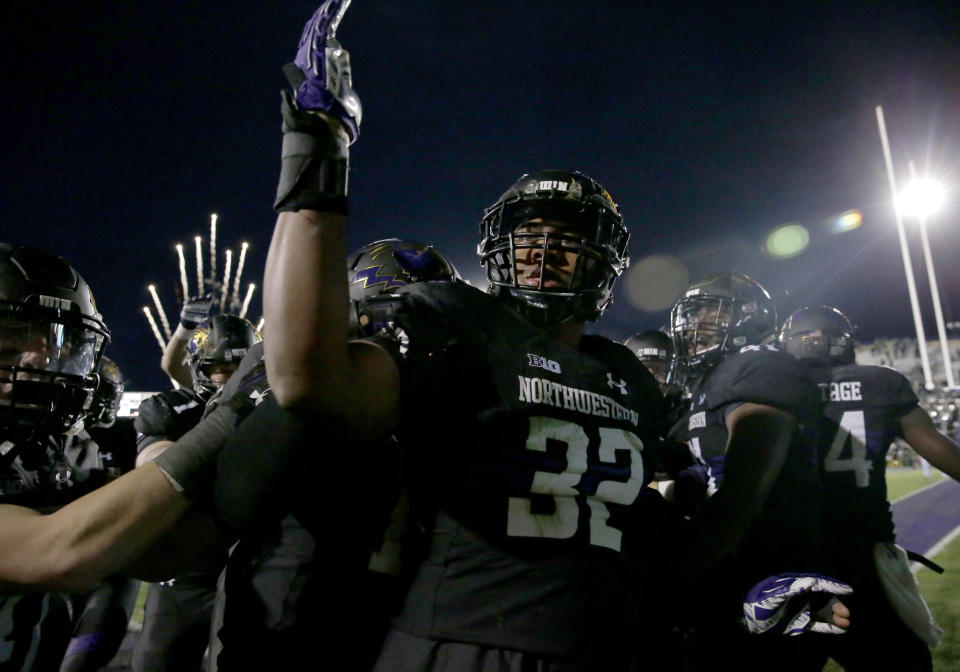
[
  {"left": 189, "top": 325, "right": 210, "bottom": 354},
  {"left": 350, "top": 265, "right": 408, "bottom": 291},
  {"left": 523, "top": 179, "right": 583, "bottom": 199},
  {"left": 38, "top": 295, "right": 71, "bottom": 310}
]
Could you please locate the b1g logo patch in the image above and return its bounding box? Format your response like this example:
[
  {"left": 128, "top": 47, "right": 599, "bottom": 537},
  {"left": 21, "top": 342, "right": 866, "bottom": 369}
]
[{"left": 527, "top": 354, "right": 561, "bottom": 374}]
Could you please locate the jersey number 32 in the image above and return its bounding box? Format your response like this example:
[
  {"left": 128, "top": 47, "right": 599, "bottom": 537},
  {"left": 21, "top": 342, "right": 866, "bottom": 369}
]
[{"left": 507, "top": 416, "right": 644, "bottom": 551}]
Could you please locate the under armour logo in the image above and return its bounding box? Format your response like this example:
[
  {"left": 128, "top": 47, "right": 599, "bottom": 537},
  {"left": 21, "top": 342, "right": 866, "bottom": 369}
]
[
  {"left": 55, "top": 469, "right": 74, "bottom": 490},
  {"left": 606, "top": 373, "right": 627, "bottom": 395},
  {"left": 249, "top": 389, "right": 268, "bottom": 406},
  {"left": 698, "top": 393, "right": 706, "bottom": 406}
]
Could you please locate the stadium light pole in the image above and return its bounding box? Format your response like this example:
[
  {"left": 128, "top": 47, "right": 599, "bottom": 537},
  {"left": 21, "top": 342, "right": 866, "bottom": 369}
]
[
  {"left": 898, "top": 164, "right": 955, "bottom": 387},
  {"left": 875, "top": 106, "right": 934, "bottom": 391}
]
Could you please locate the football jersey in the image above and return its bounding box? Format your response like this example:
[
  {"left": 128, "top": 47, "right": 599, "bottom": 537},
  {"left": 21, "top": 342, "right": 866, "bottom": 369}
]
[
  {"left": 135, "top": 388, "right": 207, "bottom": 453},
  {"left": 807, "top": 363, "right": 918, "bottom": 550},
  {"left": 668, "top": 344, "right": 823, "bottom": 588},
  {"left": 369, "top": 281, "right": 666, "bottom": 656}
]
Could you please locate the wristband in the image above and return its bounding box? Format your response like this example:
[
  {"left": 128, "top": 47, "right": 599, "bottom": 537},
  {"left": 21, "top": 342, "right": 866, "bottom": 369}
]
[{"left": 274, "top": 89, "right": 349, "bottom": 215}]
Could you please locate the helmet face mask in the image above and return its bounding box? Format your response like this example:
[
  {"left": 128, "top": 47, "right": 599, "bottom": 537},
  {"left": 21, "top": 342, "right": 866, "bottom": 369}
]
[
  {"left": 670, "top": 272, "right": 776, "bottom": 378},
  {"left": 479, "top": 171, "right": 629, "bottom": 326},
  {"left": 187, "top": 315, "right": 261, "bottom": 399},
  {"left": 0, "top": 244, "right": 109, "bottom": 444},
  {"left": 778, "top": 306, "right": 855, "bottom": 365}
]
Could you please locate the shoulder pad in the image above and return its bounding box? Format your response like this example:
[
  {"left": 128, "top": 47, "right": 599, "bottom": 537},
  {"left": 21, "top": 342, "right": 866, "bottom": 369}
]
[
  {"left": 134, "top": 389, "right": 205, "bottom": 440},
  {"left": 701, "top": 346, "right": 818, "bottom": 421},
  {"left": 217, "top": 342, "right": 265, "bottom": 406}
]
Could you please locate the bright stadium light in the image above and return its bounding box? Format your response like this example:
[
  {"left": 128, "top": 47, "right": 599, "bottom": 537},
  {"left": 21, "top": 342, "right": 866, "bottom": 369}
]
[
  {"left": 875, "top": 106, "right": 933, "bottom": 390},
  {"left": 895, "top": 178, "right": 946, "bottom": 220},
  {"left": 905, "top": 165, "right": 954, "bottom": 387}
]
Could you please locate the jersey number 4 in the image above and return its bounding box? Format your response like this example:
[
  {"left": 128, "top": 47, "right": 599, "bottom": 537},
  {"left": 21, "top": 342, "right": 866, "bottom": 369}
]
[
  {"left": 507, "top": 416, "right": 644, "bottom": 551},
  {"left": 824, "top": 409, "right": 872, "bottom": 488}
]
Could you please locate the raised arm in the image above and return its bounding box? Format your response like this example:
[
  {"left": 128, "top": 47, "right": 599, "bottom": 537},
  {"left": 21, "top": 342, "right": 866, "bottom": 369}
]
[
  {"left": 264, "top": 2, "right": 399, "bottom": 440},
  {"left": 160, "top": 294, "right": 214, "bottom": 387}
]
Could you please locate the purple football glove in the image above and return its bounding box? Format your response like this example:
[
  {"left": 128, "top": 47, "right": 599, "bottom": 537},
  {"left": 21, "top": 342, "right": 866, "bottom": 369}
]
[
  {"left": 742, "top": 573, "right": 853, "bottom": 636},
  {"left": 287, "top": 0, "right": 362, "bottom": 142}
]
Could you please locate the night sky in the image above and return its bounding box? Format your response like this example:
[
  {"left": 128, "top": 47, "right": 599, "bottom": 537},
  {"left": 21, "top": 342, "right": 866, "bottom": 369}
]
[{"left": 5, "top": 1, "right": 960, "bottom": 391}]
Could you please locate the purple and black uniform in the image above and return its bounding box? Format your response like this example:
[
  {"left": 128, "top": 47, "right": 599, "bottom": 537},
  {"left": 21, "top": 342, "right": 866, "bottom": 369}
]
[
  {"left": 807, "top": 362, "right": 931, "bottom": 671},
  {"left": 0, "top": 434, "right": 110, "bottom": 671},
  {"left": 132, "top": 390, "right": 220, "bottom": 672},
  {"left": 667, "top": 344, "right": 825, "bottom": 668},
  {"left": 368, "top": 281, "right": 665, "bottom": 671}
]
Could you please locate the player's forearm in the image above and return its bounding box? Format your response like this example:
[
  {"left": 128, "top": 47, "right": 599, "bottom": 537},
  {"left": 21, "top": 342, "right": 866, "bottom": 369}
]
[
  {"left": 668, "top": 405, "right": 794, "bottom": 579},
  {"left": 0, "top": 463, "right": 191, "bottom": 594},
  {"left": 264, "top": 209, "right": 353, "bottom": 411},
  {"left": 900, "top": 407, "right": 960, "bottom": 482},
  {"left": 909, "top": 431, "right": 960, "bottom": 482}
]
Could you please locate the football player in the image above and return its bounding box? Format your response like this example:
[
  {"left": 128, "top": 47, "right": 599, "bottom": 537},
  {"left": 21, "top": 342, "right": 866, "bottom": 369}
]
[
  {"left": 624, "top": 330, "right": 677, "bottom": 391},
  {"left": 780, "top": 305, "right": 960, "bottom": 671},
  {"left": 262, "top": 5, "right": 669, "bottom": 669},
  {"left": 160, "top": 294, "right": 215, "bottom": 389},
  {"left": 132, "top": 314, "right": 259, "bottom": 672},
  {"left": 212, "top": 238, "right": 461, "bottom": 671},
  {"left": 59, "top": 356, "right": 142, "bottom": 672},
  {"left": 666, "top": 272, "right": 846, "bottom": 668},
  {"left": 0, "top": 243, "right": 111, "bottom": 670}
]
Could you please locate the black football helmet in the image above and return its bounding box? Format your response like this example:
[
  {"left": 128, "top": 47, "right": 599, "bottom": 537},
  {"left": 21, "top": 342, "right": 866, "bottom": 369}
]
[
  {"left": 779, "top": 305, "right": 856, "bottom": 365},
  {"left": 88, "top": 355, "right": 124, "bottom": 428},
  {"left": 186, "top": 314, "right": 261, "bottom": 398},
  {"left": 478, "top": 170, "right": 629, "bottom": 325},
  {"left": 670, "top": 271, "right": 777, "bottom": 377},
  {"left": 347, "top": 238, "right": 460, "bottom": 336},
  {"left": 624, "top": 330, "right": 677, "bottom": 389},
  {"left": 347, "top": 238, "right": 459, "bottom": 301},
  {"left": 0, "top": 243, "right": 110, "bottom": 444}
]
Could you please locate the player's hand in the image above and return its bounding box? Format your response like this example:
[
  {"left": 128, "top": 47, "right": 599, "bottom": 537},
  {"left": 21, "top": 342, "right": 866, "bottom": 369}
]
[
  {"left": 742, "top": 573, "right": 853, "bottom": 636},
  {"left": 179, "top": 294, "right": 214, "bottom": 330},
  {"left": 286, "top": 0, "right": 361, "bottom": 143}
]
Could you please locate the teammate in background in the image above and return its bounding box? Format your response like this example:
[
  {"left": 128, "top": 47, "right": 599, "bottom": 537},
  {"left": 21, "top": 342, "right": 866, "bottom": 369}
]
[
  {"left": 133, "top": 314, "right": 259, "bottom": 672},
  {"left": 84, "top": 355, "right": 137, "bottom": 476},
  {"left": 161, "top": 294, "right": 215, "bottom": 389},
  {"left": 624, "top": 329, "right": 687, "bottom": 422},
  {"left": 0, "top": 243, "right": 111, "bottom": 670},
  {"left": 780, "top": 305, "right": 960, "bottom": 670},
  {"left": 624, "top": 330, "right": 677, "bottom": 391},
  {"left": 212, "top": 238, "right": 460, "bottom": 671},
  {"left": 666, "top": 272, "right": 846, "bottom": 669},
  {"left": 60, "top": 356, "right": 142, "bottom": 672}
]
